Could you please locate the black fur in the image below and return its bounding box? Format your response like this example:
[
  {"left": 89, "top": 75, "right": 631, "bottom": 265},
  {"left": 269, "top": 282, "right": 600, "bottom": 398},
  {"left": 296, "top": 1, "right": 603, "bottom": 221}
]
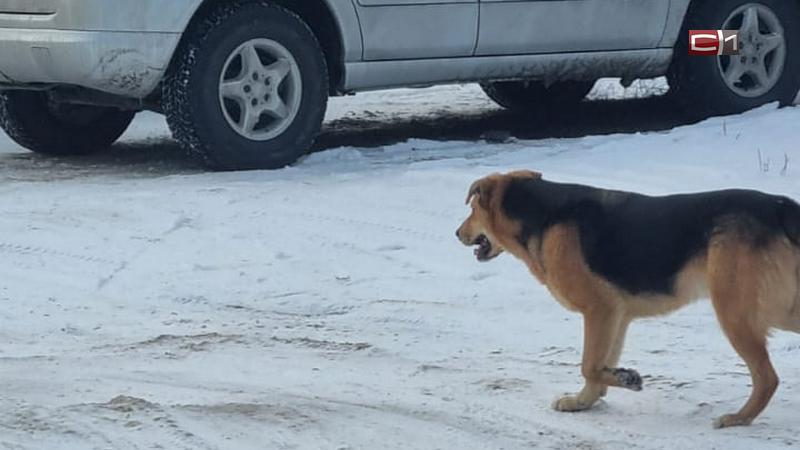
[
  {"left": 779, "top": 197, "right": 800, "bottom": 246},
  {"left": 610, "top": 368, "right": 643, "bottom": 391},
  {"left": 502, "top": 178, "right": 800, "bottom": 296}
]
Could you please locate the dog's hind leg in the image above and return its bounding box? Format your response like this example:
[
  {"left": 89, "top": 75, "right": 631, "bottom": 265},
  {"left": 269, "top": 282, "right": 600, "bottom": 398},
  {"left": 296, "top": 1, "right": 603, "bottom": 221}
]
[
  {"left": 553, "top": 308, "right": 642, "bottom": 412},
  {"left": 711, "top": 314, "right": 777, "bottom": 428},
  {"left": 708, "top": 243, "right": 779, "bottom": 428}
]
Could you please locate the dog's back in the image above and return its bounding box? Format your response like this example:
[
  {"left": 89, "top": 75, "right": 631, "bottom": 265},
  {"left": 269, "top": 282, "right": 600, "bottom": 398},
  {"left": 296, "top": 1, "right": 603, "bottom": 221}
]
[{"left": 503, "top": 179, "right": 800, "bottom": 298}]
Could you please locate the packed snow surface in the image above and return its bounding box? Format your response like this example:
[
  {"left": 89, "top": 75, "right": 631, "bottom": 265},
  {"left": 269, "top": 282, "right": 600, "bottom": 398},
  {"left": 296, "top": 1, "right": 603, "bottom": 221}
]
[{"left": 1, "top": 82, "right": 799, "bottom": 449}]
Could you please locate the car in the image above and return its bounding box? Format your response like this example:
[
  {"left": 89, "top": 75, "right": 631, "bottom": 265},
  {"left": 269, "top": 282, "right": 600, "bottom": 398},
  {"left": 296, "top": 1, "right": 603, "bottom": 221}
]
[{"left": 1, "top": 0, "right": 798, "bottom": 170}]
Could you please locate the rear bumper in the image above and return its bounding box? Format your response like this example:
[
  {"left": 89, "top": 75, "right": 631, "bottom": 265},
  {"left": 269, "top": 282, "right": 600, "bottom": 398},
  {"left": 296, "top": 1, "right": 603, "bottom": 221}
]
[{"left": 0, "top": 28, "right": 180, "bottom": 98}]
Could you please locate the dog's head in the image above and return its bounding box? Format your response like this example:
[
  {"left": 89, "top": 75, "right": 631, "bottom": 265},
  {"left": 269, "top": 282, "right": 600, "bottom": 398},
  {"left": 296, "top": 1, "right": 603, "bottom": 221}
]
[{"left": 456, "top": 170, "right": 541, "bottom": 262}]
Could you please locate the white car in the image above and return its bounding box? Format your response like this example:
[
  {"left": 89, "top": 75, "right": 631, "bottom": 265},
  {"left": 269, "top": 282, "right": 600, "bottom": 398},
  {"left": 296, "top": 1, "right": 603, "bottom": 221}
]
[{"left": 0, "top": 0, "right": 797, "bottom": 170}]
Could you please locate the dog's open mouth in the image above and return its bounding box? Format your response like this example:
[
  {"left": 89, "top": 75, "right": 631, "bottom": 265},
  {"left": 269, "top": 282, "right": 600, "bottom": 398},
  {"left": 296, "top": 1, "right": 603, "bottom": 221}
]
[{"left": 473, "top": 234, "right": 493, "bottom": 261}]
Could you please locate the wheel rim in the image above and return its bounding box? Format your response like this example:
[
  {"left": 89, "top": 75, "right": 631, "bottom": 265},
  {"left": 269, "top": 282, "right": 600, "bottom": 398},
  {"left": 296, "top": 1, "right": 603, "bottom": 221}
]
[
  {"left": 218, "top": 38, "right": 303, "bottom": 141},
  {"left": 717, "top": 3, "right": 787, "bottom": 98}
]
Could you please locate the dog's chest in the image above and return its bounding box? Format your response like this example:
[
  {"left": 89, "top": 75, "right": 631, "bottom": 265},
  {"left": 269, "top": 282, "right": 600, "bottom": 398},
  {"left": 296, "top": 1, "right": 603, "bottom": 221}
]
[{"left": 536, "top": 224, "right": 613, "bottom": 313}]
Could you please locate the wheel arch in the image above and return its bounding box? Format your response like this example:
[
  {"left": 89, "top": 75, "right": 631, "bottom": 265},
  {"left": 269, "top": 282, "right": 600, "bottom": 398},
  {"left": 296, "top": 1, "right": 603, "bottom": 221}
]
[
  {"left": 661, "top": 0, "right": 800, "bottom": 48},
  {"left": 168, "top": 0, "right": 360, "bottom": 96},
  {"left": 658, "top": 0, "right": 693, "bottom": 48}
]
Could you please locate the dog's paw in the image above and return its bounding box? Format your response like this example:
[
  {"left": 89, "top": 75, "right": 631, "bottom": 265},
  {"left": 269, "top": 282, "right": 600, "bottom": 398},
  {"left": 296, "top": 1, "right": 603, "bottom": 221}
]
[
  {"left": 552, "top": 395, "right": 591, "bottom": 412},
  {"left": 612, "top": 368, "right": 643, "bottom": 391},
  {"left": 713, "top": 413, "right": 752, "bottom": 429}
]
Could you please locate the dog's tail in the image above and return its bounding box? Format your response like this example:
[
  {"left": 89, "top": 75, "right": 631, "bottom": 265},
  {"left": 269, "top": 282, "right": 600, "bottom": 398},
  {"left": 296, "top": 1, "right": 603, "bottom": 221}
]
[{"left": 779, "top": 196, "right": 800, "bottom": 247}]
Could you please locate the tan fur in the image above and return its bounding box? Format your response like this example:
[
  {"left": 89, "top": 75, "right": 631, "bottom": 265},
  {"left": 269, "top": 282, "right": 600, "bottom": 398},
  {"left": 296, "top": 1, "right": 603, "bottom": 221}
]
[{"left": 456, "top": 171, "right": 800, "bottom": 428}]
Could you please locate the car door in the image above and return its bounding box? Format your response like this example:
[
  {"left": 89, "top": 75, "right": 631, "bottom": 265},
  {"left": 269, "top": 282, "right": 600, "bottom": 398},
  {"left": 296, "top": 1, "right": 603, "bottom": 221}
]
[
  {"left": 475, "top": 0, "right": 671, "bottom": 56},
  {"left": 354, "top": 0, "right": 479, "bottom": 61}
]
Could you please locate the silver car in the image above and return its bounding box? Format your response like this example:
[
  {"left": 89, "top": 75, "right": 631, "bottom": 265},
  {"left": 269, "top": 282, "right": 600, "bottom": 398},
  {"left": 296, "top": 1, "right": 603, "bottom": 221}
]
[{"left": 1, "top": 0, "right": 797, "bottom": 170}]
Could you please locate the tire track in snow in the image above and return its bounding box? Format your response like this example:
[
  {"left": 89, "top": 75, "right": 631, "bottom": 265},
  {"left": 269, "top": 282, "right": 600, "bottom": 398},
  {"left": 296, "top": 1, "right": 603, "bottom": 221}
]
[
  {"left": 0, "top": 402, "right": 132, "bottom": 450},
  {"left": 0, "top": 242, "right": 120, "bottom": 266},
  {"left": 95, "top": 213, "right": 199, "bottom": 291},
  {"left": 64, "top": 396, "right": 218, "bottom": 450}
]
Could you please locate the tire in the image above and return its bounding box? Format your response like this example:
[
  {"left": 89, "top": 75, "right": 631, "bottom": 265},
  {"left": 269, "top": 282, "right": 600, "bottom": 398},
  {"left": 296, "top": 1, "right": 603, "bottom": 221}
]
[
  {"left": 668, "top": 0, "right": 800, "bottom": 116},
  {"left": 480, "top": 80, "right": 595, "bottom": 112},
  {"left": 0, "top": 91, "right": 135, "bottom": 156},
  {"left": 163, "top": 1, "right": 328, "bottom": 171}
]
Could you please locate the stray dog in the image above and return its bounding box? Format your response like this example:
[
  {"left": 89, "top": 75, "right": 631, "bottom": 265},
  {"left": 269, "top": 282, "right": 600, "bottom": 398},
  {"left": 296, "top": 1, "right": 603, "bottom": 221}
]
[{"left": 456, "top": 170, "right": 800, "bottom": 428}]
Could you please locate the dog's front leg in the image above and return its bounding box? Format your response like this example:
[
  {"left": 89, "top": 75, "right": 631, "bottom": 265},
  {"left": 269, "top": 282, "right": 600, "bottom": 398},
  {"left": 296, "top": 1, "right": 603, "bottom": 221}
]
[{"left": 553, "top": 308, "right": 642, "bottom": 412}]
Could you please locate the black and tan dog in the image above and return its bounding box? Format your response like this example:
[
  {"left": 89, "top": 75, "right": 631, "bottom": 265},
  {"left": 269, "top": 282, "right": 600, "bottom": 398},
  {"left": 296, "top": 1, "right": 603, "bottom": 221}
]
[{"left": 456, "top": 170, "right": 800, "bottom": 428}]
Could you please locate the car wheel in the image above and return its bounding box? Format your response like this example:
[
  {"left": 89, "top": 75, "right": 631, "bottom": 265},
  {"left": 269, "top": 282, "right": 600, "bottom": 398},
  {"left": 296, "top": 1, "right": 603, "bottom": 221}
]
[
  {"left": 163, "top": 1, "right": 328, "bottom": 171},
  {"left": 0, "top": 91, "right": 135, "bottom": 155},
  {"left": 480, "top": 80, "right": 595, "bottom": 112},
  {"left": 669, "top": 0, "right": 800, "bottom": 116}
]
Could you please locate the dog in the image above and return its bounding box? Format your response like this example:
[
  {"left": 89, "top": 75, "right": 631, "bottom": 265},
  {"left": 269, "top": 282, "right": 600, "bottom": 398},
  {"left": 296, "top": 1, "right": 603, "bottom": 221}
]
[{"left": 456, "top": 170, "right": 800, "bottom": 428}]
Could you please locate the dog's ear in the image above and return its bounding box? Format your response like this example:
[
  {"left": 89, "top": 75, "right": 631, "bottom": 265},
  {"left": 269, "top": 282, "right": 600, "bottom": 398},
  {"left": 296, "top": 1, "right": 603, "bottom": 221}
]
[{"left": 466, "top": 175, "right": 498, "bottom": 209}]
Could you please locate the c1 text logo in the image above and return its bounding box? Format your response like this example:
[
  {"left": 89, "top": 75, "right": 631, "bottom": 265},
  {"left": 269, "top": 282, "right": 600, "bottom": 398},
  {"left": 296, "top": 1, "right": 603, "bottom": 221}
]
[{"left": 689, "top": 30, "right": 740, "bottom": 56}]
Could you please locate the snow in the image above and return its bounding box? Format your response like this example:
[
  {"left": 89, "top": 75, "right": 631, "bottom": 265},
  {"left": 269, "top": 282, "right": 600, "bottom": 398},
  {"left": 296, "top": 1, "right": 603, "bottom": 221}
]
[{"left": 1, "top": 80, "right": 799, "bottom": 449}]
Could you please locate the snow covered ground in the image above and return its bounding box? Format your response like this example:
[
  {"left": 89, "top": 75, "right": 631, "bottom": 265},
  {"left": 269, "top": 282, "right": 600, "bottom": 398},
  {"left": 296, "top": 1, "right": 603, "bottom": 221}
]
[{"left": 1, "top": 81, "right": 799, "bottom": 449}]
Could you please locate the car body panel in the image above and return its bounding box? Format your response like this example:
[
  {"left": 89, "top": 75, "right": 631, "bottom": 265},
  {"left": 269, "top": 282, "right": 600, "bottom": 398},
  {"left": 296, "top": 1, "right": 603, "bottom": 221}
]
[
  {"left": 658, "top": 0, "right": 691, "bottom": 47},
  {"left": 0, "top": 0, "right": 197, "bottom": 32},
  {"left": 354, "top": 3, "right": 479, "bottom": 60},
  {"left": 344, "top": 48, "right": 672, "bottom": 91},
  {"left": 0, "top": 0, "right": 688, "bottom": 98},
  {"left": 0, "top": 0, "right": 58, "bottom": 14},
  {"left": 0, "top": 0, "right": 196, "bottom": 97},
  {"left": 0, "top": 28, "right": 179, "bottom": 97},
  {"left": 331, "top": 0, "right": 366, "bottom": 63},
  {"left": 476, "top": 0, "right": 670, "bottom": 55}
]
